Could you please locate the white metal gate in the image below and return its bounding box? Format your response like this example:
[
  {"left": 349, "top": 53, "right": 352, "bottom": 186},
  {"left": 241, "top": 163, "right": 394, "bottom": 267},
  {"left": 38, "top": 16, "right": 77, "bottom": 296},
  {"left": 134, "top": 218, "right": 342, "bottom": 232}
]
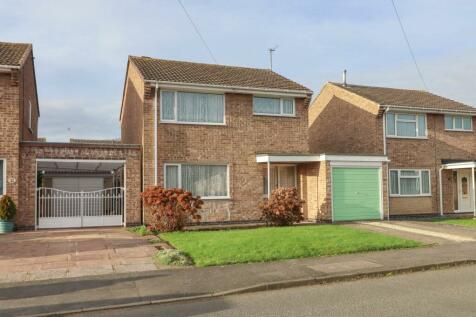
[{"left": 37, "top": 187, "right": 124, "bottom": 229}]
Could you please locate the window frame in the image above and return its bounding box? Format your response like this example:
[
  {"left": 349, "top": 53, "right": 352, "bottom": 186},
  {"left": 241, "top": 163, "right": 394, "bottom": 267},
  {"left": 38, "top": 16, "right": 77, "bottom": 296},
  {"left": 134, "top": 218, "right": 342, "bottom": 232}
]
[
  {"left": 386, "top": 112, "right": 427, "bottom": 139},
  {"left": 262, "top": 164, "right": 298, "bottom": 196},
  {"left": 252, "top": 96, "right": 296, "bottom": 117},
  {"left": 444, "top": 114, "right": 473, "bottom": 132},
  {"left": 163, "top": 163, "right": 230, "bottom": 200},
  {"left": 159, "top": 90, "right": 226, "bottom": 126},
  {"left": 0, "top": 159, "right": 6, "bottom": 197},
  {"left": 389, "top": 169, "right": 431, "bottom": 197}
]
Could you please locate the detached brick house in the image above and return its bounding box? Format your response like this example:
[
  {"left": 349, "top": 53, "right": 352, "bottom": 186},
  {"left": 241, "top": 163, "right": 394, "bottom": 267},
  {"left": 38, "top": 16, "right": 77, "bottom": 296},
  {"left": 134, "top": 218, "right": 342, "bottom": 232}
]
[
  {"left": 309, "top": 82, "right": 476, "bottom": 220},
  {"left": 120, "top": 57, "right": 315, "bottom": 222}
]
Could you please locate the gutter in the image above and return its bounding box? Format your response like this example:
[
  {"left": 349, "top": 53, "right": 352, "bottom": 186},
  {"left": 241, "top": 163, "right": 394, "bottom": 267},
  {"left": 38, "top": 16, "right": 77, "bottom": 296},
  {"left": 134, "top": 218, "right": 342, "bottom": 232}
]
[
  {"left": 144, "top": 80, "right": 312, "bottom": 98},
  {"left": 0, "top": 64, "right": 21, "bottom": 70},
  {"left": 382, "top": 104, "right": 476, "bottom": 116}
]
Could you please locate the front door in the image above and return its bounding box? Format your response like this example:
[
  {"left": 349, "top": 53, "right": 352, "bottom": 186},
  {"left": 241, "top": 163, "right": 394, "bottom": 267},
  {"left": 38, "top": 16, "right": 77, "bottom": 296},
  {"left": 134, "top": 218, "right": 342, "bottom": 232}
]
[{"left": 457, "top": 170, "right": 473, "bottom": 212}]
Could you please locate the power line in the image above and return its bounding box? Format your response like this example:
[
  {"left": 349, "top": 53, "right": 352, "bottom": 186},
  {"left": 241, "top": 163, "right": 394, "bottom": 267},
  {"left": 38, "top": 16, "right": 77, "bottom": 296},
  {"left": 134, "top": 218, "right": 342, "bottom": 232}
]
[
  {"left": 176, "top": 0, "right": 218, "bottom": 64},
  {"left": 390, "top": 0, "right": 428, "bottom": 91}
]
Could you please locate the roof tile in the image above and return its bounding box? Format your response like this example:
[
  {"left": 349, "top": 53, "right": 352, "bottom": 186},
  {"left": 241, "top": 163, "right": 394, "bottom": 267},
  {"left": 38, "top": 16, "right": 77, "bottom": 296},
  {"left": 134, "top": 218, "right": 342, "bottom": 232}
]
[
  {"left": 130, "top": 56, "right": 312, "bottom": 93},
  {"left": 0, "top": 41, "right": 31, "bottom": 66},
  {"left": 332, "top": 83, "right": 475, "bottom": 113}
]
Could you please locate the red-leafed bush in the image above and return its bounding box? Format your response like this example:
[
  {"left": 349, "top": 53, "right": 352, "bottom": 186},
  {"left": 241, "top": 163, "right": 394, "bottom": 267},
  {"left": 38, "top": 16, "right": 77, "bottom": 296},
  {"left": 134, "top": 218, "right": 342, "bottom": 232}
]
[
  {"left": 259, "top": 188, "right": 304, "bottom": 226},
  {"left": 141, "top": 187, "right": 203, "bottom": 232}
]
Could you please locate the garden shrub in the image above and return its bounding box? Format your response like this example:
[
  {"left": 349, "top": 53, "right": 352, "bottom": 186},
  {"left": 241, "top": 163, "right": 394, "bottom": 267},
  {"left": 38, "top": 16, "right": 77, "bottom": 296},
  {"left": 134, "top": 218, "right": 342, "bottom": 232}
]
[
  {"left": 154, "top": 249, "right": 194, "bottom": 266},
  {"left": 127, "top": 225, "right": 159, "bottom": 236},
  {"left": 259, "top": 187, "right": 304, "bottom": 226},
  {"left": 142, "top": 187, "right": 202, "bottom": 232},
  {"left": 0, "top": 195, "right": 16, "bottom": 221}
]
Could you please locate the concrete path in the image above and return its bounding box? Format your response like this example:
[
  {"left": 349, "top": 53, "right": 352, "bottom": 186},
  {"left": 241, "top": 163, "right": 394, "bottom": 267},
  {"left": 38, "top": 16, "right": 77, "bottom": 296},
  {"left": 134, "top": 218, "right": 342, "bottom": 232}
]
[
  {"left": 71, "top": 264, "right": 476, "bottom": 317},
  {"left": 349, "top": 220, "right": 476, "bottom": 244},
  {"left": 0, "top": 229, "right": 159, "bottom": 283},
  {"left": 2, "top": 241, "right": 476, "bottom": 317}
]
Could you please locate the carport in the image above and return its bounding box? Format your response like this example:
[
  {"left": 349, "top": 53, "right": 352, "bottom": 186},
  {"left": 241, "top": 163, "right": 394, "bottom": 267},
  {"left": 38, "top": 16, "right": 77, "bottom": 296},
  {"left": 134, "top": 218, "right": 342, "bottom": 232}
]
[{"left": 18, "top": 141, "right": 142, "bottom": 230}]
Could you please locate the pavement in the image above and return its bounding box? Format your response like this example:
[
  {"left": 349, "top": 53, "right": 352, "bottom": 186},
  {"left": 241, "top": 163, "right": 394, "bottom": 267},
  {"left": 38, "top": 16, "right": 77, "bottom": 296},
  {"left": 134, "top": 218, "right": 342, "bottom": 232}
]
[
  {"left": 0, "top": 228, "right": 159, "bottom": 283},
  {"left": 1, "top": 220, "right": 476, "bottom": 316},
  {"left": 69, "top": 263, "right": 476, "bottom": 317}
]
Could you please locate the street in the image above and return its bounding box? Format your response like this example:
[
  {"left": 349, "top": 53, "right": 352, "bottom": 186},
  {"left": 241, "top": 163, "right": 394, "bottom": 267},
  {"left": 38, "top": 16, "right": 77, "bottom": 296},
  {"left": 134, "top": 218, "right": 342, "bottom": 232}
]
[{"left": 70, "top": 264, "right": 476, "bottom": 317}]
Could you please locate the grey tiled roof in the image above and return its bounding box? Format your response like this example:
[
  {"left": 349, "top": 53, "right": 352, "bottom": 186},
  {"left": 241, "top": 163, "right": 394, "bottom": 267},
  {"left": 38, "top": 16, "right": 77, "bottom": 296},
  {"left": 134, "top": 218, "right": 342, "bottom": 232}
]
[
  {"left": 0, "top": 41, "right": 31, "bottom": 66},
  {"left": 332, "top": 83, "right": 476, "bottom": 113},
  {"left": 130, "top": 56, "right": 312, "bottom": 93}
]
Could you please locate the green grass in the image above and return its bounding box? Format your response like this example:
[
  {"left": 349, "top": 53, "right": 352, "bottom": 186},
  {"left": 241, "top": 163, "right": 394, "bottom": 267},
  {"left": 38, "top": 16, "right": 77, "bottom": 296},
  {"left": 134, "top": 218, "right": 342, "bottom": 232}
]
[
  {"left": 433, "top": 218, "right": 476, "bottom": 228},
  {"left": 160, "top": 225, "right": 422, "bottom": 267},
  {"left": 127, "top": 225, "right": 158, "bottom": 236}
]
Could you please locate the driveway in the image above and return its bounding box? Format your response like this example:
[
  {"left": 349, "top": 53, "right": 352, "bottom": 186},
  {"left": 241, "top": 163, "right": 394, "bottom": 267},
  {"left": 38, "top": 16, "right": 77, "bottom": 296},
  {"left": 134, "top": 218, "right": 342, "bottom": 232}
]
[
  {"left": 349, "top": 220, "right": 476, "bottom": 245},
  {"left": 0, "top": 228, "right": 158, "bottom": 283}
]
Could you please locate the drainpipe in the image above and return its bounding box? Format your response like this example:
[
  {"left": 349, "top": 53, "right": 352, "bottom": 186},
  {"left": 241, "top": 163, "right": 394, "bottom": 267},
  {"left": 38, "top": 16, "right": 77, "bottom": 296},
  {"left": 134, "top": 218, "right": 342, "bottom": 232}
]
[
  {"left": 154, "top": 83, "right": 158, "bottom": 186},
  {"left": 439, "top": 166, "right": 444, "bottom": 216},
  {"left": 267, "top": 160, "right": 271, "bottom": 199},
  {"left": 472, "top": 166, "right": 476, "bottom": 218},
  {"left": 382, "top": 107, "right": 390, "bottom": 221}
]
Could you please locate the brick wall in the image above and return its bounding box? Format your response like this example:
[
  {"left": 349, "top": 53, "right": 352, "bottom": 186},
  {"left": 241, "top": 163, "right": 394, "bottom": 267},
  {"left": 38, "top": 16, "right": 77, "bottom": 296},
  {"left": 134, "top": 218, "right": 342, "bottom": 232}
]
[
  {"left": 309, "top": 83, "right": 383, "bottom": 155},
  {"left": 20, "top": 50, "right": 39, "bottom": 142},
  {"left": 18, "top": 142, "right": 142, "bottom": 229}
]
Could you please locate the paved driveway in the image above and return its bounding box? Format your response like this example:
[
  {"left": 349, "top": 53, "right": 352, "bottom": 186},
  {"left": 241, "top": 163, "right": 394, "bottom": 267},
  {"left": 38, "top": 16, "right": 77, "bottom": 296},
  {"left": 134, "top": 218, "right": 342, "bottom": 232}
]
[{"left": 0, "top": 228, "right": 158, "bottom": 283}]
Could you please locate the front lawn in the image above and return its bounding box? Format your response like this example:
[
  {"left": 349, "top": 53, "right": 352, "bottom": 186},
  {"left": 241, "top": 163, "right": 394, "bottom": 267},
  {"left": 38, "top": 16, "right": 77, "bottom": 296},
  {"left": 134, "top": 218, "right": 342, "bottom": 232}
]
[
  {"left": 433, "top": 218, "right": 476, "bottom": 228},
  {"left": 160, "top": 225, "right": 422, "bottom": 267}
]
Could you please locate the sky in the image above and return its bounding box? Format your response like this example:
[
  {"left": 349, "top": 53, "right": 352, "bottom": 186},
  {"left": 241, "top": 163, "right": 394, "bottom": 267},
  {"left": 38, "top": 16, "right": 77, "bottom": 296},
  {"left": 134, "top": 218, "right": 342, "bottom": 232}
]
[{"left": 1, "top": 0, "right": 476, "bottom": 141}]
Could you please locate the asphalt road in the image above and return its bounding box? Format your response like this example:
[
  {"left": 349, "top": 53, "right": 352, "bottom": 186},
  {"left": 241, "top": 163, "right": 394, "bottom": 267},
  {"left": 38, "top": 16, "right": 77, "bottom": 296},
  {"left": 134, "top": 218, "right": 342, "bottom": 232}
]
[{"left": 69, "top": 264, "right": 476, "bottom": 317}]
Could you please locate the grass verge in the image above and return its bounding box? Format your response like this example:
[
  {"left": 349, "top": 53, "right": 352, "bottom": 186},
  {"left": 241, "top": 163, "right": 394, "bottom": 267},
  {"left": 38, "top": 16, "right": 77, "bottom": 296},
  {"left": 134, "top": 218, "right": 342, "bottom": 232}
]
[
  {"left": 161, "top": 225, "right": 422, "bottom": 267},
  {"left": 432, "top": 218, "right": 476, "bottom": 228}
]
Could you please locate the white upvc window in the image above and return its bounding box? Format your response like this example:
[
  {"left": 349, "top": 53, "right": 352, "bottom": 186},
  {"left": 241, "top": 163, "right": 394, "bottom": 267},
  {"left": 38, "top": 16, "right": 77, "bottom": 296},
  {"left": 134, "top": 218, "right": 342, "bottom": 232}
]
[
  {"left": 0, "top": 159, "right": 5, "bottom": 196},
  {"left": 253, "top": 96, "right": 295, "bottom": 116},
  {"left": 444, "top": 115, "right": 473, "bottom": 131},
  {"left": 262, "top": 165, "right": 297, "bottom": 195},
  {"left": 389, "top": 169, "right": 431, "bottom": 196},
  {"left": 160, "top": 91, "right": 225, "bottom": 125},
  {"left": 386, "top": 112, "right": 427, "bottom": 138},
  {"left": 164, "top": 163, "right": 230, "bottom": 199}
]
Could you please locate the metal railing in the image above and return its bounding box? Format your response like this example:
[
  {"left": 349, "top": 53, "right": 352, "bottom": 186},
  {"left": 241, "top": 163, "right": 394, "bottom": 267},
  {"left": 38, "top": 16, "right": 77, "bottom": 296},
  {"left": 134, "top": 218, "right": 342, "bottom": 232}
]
[{"left": 36, "top": 187, "right": 124, "bottom": 228}]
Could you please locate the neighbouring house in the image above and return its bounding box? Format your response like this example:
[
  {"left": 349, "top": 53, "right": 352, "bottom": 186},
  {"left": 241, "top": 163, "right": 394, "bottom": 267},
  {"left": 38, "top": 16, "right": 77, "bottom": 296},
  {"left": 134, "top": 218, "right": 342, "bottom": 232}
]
[
  {"left": 309, "top": 82, "right": 476, "bottom": 220},
  {"left": 0, "top": 41, "right": 142, "bottom": 230},
  {"left": 120, "top": 56, "right": 316, "bottom": 222}
]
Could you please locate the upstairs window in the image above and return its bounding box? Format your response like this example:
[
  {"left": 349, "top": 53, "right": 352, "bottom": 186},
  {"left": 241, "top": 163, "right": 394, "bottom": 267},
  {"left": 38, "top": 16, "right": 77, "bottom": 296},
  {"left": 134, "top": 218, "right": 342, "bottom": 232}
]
[
  {"left": 253, "top": 96, "right": 295, "bottom": 116},
  {"left": 444, "top": 115, "right": 472, "bottom": 131},
  {"left": 386, "top": 112, "right": 426, "bottom": 138},
  {"left": 390, "top": 169, "right": 430, "bottom": 196},
  {"left": 160, "top": 91, "right": 225, "bottom": 125}
]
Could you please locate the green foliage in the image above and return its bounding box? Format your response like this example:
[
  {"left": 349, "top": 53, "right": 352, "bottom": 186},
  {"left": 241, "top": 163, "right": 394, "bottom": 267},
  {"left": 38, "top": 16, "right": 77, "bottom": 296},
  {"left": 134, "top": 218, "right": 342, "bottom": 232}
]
[
  {"left": 154, "top": 249, "right": 194, "bottom": 266},
  {"left": 0, "top": 195, "right": 16, "bottom": 221},
  {"left": 162, "top": 226, "right": 422, "bottom": 267},
  {"left": 127, "top": 225, "right": 159, "bottom": 236},
  {"left": 259, "top": 187, "right": 305, "bottom": 226}
]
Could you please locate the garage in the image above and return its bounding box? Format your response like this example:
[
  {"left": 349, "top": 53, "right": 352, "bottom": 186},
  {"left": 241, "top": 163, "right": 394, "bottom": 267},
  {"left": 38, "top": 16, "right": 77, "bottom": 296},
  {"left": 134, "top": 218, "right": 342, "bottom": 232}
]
[{"left": 332, "top": 166, "right": 382, "bottom": 221}]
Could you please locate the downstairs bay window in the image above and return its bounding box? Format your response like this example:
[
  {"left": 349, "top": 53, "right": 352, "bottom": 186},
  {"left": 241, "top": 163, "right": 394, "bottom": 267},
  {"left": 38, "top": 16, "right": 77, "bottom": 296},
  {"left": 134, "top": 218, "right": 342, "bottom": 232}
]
[
  {"left": 389, "top": 169, "right": 430, "bottom": 196},
  {"left": 262, "top": 165, "right": 297, "bottom": 195},
  {"left": 164, "top": 164, "right": 229, "bottom": 199}
]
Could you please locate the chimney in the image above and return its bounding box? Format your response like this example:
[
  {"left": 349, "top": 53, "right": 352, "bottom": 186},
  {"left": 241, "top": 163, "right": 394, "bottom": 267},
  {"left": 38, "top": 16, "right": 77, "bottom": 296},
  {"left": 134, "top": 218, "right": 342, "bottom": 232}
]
[{"left": 342, "top": 69, "right": 347, "bottom": 86}]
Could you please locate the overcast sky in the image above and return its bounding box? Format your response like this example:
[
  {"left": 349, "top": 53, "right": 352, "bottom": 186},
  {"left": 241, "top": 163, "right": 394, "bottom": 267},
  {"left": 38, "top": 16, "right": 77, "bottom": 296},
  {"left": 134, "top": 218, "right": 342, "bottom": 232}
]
[{"left": 1, "top": 0, "right": 476, "bottom": 141}]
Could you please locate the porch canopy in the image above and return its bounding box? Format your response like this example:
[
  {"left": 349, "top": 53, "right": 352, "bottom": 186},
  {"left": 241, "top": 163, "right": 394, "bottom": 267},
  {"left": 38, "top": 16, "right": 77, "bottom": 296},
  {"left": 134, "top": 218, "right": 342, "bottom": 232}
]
[
  {"left": 439, "top": 160, "right": 476, "bottom": 216},
  {"left": 256, "top": 153, "right": 389, "bottom": 198}
]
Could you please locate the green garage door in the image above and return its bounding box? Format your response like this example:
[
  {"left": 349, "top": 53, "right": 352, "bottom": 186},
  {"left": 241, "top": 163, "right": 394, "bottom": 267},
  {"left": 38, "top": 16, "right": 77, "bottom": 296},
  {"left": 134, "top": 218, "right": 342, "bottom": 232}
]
[{"left": 332, "top": 167, "right": 381, "bottom": 221}]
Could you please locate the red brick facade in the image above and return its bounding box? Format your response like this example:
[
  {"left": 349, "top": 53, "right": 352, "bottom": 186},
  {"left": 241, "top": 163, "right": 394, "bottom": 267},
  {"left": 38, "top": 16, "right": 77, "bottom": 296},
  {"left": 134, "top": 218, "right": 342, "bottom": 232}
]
[{"left": 121, "top": 62, "right": 311, "bottom": 222}]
